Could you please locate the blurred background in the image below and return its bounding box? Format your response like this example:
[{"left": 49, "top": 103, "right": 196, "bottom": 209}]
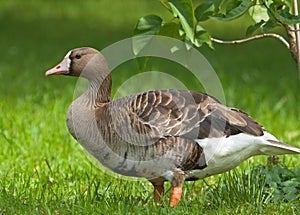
[{"left": 0, "top": 0, "right": 299, "bottom": 214}]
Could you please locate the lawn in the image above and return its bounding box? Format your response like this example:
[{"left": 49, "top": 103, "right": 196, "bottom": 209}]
[{"left": 0, "top": 0, "right": 300, "bottom": 214}]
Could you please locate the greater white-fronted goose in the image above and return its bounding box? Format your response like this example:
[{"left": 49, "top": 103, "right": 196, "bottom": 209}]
[{"left": 46, "top": 47, "right": 300, "bottom": 207}]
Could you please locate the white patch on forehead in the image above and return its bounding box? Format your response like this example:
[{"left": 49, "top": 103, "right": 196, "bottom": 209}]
[{"left": 64, "top": 50, "right": 72, "bottom": 69}]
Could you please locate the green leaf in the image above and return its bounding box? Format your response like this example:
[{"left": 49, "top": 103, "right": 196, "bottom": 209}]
[
  {"left": 221, "top": 0, "right": 241, "bottom": 14},
  {"left": 212, "top": 0, "right": 254, "bottom": 21},
  {"left": 249, "top": 4, "right": 269, "bottom": 23},
  {"left": 195, "top": 24, "right": 213, "bottom": 48},
  {"left": 133, "top": 15, "right": 163, "bottom": 55},
  {"left": 158, "top": 22, "right": 182, "bottom": 39},
  {"left": 246, "top": 20, "right": 265, "bottom": 36},
  {"left": 211, "top": 0, "right": 223, "bottom": 15},
  {"left": 168, "top": 0, "right": 195, "bottom": 42},
  {"left": 246, "top": 18, "right": 278, "bottom": 36},
  {"left": 270, "top": 3, "right": 300, "bottom": 25},
  {"left": 134, "top": 14, "right": 163, "bottom": 35},
  {"left": 262, "top": 18, "right": 278, "bottom": 32},
  {"left": 194, "top": 1, "right": 214, "bottom": 21}
]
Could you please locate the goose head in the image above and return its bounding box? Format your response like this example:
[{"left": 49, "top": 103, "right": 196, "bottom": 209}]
[
  {"left": 46, "top": 47, "right": 112, "bottom": 103},
  {"left": 45, "top": 47, "right": 110, "bottom": 81}
]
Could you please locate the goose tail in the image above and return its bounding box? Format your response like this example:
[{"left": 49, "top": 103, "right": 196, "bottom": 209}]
[{"left": 259, "top": 131, "right": 300, "bottom": 155}]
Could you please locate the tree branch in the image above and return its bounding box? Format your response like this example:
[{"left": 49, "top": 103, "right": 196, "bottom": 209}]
[
  {"left": 285, "top": 25, "right": 298, "bottom": 62},
  {"left": 292, "top": 0, "right": 300, "bottom": 79},
  {"left": 159, "top": 0, "right": 172, "bottom": 12},
  {"left": 264, "top": 0, "right": 300, "bottom": 78},
  {"left": 211, "top": 33, "right": 290, "bottom": 49}
]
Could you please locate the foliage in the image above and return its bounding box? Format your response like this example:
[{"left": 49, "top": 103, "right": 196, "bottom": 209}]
[
  {"left": 134, "top": 0, "right": 300, "bottom": 49},
  {"left": 0, "top": 0, "right": 300, "bottom": 214},
  {"left": 262, "top": 165, "right": 300, "bottom": 201},
  {"left": 207, "top": 164, "right": 300, "bottom": 208},
  {"left": 133, "top": 0, "right": 300, "bottom": 78}
]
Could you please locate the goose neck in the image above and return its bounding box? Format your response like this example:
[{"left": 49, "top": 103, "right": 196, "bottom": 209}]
[{"left": 87, "top": 75, "right": 112, "bottom": 105}]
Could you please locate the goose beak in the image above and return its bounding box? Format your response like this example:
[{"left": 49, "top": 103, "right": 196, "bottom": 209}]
[{"left": 45, "top": 57, "right": 70, "bottom": 76}]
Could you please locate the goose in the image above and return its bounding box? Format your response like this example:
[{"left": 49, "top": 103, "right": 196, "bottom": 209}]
[{"left": 45, "top": 47, "right": 300, "bottom": 207}]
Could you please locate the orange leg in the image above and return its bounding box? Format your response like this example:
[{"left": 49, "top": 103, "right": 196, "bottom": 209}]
[
  {"left": 170, "top": 186, "right": 183, "bottom": 207},
  {"left": 170, "top": 171, "right": 185, "bottom": 207},
  {"left": 153, "top": 184, "right": 164, "bottom": 204}
]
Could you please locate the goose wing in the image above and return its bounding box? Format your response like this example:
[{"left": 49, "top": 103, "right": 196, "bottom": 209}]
[{"left": 119, "top": 89, "right": 263, "bottom": 141}]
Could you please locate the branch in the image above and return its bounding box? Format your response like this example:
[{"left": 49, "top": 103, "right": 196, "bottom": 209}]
[
  {"left": 292, "top": 0, "right": 300, "bottom": 79},
  {"left": 211, "top": 33, "right": 290, "bottom": 49},
  {"left": 159, "top": 0, "right": 172, "bottom": 12},
  {"left": 262, "top": 2, "right": 285, "bottom": 26},
  {"left": 264, "top": 0, "right": 300, "bottom": 78},
  {"left": 285, "top": 25, "right": 298, "bottom": 62}
]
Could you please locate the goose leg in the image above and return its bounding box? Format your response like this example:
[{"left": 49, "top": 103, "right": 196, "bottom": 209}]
[
  {"left": 170, "top": 171, "right": 185, "bottom": 207},
  {"left": 170, "top": 186, "right": 182, "bottom": 207},
  {"left": 153, "top": 183, "right": 165, "bottom": 203}
]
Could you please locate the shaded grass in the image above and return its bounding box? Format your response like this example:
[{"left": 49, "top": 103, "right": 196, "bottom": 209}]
[{"left": 1, "top": 0, "right": 300, "bottom": 214}]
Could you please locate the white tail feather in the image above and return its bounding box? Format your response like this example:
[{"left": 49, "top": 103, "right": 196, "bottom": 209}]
[
  {"left": 259, "top": 131, "right": 300, "bottom": 155},
  {"left": 259, "top": 140, "right": 300, "bottom": 155},
  {"left": 190, "top": 132, "right": 300, "bottom": 180}
]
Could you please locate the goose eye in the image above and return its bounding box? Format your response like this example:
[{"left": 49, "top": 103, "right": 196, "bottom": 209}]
[{"left": 75, "top": 53, "right": 81, "bottom": 59}]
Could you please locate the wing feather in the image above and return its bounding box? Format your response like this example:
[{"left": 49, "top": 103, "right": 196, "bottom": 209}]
[{"left": 111, "top": 89, "right": 263, "bottom": 143}]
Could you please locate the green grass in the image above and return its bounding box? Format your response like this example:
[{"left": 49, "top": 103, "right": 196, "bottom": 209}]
[{"left": 1, "top": 0, "right": 300, "bottom": 214}]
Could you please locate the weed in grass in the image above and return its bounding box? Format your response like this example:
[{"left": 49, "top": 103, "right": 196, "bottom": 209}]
[{"left": 202, "top": 163, "right": 300, "bottom": 214}]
